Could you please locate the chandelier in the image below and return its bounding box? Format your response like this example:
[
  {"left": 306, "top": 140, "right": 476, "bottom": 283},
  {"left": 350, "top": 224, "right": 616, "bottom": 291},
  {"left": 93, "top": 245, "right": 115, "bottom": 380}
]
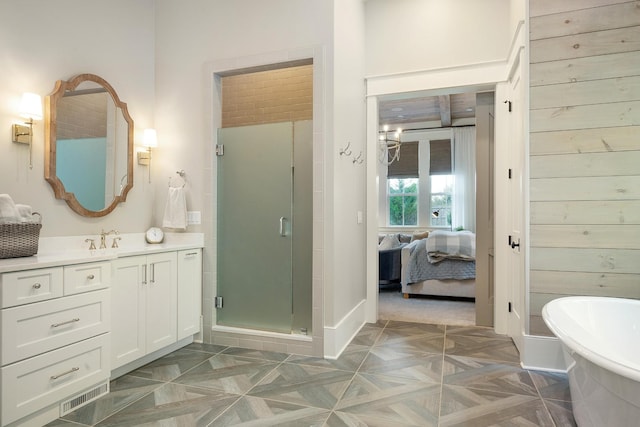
[{"left": 378, "top": 125, "right": 403, "bottom": 165}]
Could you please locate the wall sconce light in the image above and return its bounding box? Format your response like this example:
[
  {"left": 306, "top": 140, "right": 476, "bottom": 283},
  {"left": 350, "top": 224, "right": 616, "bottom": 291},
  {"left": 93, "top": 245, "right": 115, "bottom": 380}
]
[
  {"left": 12, "top": 92, "right": 43, "bottom": 169},
  {"left": 138, "top": 128, "right": 157, "bottom": 182}
]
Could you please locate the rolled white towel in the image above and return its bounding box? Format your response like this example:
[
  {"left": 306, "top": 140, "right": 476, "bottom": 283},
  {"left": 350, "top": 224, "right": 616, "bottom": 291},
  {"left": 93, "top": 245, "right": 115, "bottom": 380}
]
[
  {"left": 0, "top": 194, "right": 19, "bottom": 224},
  {"left": 15, "top": 204, "right": 33, "bottom": 222}
]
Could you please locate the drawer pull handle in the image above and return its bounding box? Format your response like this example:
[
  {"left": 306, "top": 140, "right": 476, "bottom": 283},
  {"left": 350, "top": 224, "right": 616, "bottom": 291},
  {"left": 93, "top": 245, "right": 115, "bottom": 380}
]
[
  {"left": 87, "top": 274, "right": 95, "bottom": 280},
  {"left": 51, "top": 318, "right": 80, "bottom": 328},
  {"left": 50, "top": 367, "right": 79, "bottom": 380},
  {"left": 186, "top": 252, "right": 198, "bottom": 256},
  {"left": 32, "top": 283, "right": 41, "bottom": 289}
]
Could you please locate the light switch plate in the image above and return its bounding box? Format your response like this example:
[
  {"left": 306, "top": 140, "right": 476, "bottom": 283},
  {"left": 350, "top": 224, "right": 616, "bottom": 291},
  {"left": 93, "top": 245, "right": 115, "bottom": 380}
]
[{"left": 187, "top": 211, "right": 201, "bottom": 225}]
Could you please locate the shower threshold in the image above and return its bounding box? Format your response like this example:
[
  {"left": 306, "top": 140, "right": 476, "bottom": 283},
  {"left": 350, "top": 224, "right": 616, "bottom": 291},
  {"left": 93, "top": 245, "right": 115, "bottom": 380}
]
[{"left": 211, "top": 324, "right": 312, "bottom": 341}]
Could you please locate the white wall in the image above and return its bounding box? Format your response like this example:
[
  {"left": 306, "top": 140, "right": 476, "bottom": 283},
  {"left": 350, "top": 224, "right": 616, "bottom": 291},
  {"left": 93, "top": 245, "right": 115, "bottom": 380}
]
[
  {"left": 511, "top": 0, "right": 527, "bottom": 37},
  {"left": 0, "top": 0, "right": 156, "bottom": 237},
  {"left": 153, "top": 0, "right": 333, "bottom": 230},
  {"left": 153, "top": 0, "right": 342, "bottom": 352},
  {"left": 365, "top": 0, "right": 511, "bottom": 76},
  {"left": 326, "top": 0, "right": 368, "bottom": 333},
  {"left": 363, "top": 0, "right": 519, "bottom": 332}
]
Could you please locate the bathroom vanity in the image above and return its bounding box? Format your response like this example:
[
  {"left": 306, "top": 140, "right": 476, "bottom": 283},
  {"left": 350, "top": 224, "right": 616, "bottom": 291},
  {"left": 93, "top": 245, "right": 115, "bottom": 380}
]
[{"left": 0, "top": 233, "right": 203, "bottom": 427}]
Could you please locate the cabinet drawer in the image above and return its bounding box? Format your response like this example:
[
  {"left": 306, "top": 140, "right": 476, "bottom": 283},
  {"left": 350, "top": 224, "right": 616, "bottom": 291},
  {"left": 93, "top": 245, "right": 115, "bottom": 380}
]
[
  {"left": 64, "top": 261, "right": 111, "bottom": 295},
  {"left": 1, "top": 333, "right": 110, "bottom": 426},
  {"left": 0, "top": 267, "right": 64, "bottom": 308},
  {"left": 1, "top": 289, "right": 110, "bottom": 365}
]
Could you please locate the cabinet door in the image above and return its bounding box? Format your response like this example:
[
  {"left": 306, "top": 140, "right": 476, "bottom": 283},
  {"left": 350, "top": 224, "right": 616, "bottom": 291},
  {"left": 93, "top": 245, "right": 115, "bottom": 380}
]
[
  {"left": 111, "top": 256, "right": 146, "bottom": 369},
  {"left": 145, "top": 252, "right": 177, "bottom": 353},
  {"left": 177, "top": 249, "right": 202, "bottom": 340}
]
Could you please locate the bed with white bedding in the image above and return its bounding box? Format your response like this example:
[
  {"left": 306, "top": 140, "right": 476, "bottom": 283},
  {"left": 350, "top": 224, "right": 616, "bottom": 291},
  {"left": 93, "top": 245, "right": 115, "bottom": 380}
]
[{"left": 401, "top": 231, "right": 476, "bottom": 299}]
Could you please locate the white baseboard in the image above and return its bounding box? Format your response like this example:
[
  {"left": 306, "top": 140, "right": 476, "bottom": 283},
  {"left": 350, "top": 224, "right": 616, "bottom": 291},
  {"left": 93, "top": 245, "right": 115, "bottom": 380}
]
[
  {"left": 324, "top": 299, "right": 367, "bottom": 359},
  {"left": 521, "top": 334, "right": 568, "bottom": 372}
]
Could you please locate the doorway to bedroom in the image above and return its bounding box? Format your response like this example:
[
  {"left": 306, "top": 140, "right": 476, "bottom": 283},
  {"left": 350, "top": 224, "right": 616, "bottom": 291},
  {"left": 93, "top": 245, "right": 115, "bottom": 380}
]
[{"left": 375, "top": 89, "right": 495, "bottom": 327}]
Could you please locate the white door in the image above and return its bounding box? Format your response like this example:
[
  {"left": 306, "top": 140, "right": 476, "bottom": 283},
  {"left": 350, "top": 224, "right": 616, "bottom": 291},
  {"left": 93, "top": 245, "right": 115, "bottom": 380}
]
[
  {"left": 146, "top": 252, "right": 178, "bottom": 353},
  {"left": 111, "top": 256, "right": 146, "bottom": 369},
  {"left": 177, "top": 249, "right": 202, "bottom": 340},
  {"left": 507, "top": 49, "right": 526, "bottom": 352}
]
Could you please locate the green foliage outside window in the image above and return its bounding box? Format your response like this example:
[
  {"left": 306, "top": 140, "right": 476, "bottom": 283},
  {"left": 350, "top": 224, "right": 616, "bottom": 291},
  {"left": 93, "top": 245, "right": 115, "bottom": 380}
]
[{"left": 388, "top": 178, "right": 418, "bottom": 226}]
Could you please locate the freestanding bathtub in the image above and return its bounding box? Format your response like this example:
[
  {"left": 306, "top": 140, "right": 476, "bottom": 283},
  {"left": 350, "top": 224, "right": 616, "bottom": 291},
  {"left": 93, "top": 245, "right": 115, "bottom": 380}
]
[{"left": 542, "top": 296, "right": 640, "bottom": 427}]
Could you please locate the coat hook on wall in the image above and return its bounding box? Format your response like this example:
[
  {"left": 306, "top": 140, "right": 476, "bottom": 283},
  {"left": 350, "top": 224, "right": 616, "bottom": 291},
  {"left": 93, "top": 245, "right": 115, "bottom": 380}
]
[
  {"left": 352, "top": 151, "right": 364, "bottom": 165},
  {"left": 339, "top": 141, "right": 352, "bottom": 157}
]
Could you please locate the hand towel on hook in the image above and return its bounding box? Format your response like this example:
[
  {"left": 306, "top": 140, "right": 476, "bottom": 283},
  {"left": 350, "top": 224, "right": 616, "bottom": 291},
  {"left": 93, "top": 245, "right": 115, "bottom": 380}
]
[{"left": 162, "top": 186, "right": 187, "bottom": 230}]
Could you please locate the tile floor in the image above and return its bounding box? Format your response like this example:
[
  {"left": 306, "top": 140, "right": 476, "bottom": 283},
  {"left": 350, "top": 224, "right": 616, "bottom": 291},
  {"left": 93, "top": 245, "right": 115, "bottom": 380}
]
[{"left": 48, "top": 321, "right": 576, "bottom": 426}]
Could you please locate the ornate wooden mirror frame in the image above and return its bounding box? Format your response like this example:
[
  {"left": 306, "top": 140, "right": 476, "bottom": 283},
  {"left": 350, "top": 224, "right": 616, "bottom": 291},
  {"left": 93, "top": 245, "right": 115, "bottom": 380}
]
[{"left": 44, "top": 74, "right": 134, "bottom": 217}]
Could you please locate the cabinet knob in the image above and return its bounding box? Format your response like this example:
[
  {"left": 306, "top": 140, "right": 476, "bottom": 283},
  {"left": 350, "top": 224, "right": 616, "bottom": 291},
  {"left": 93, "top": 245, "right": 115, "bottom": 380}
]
[
  {"left": 32, "top": 283, "right": 41, "bottom": 289},
  {"left": 87, "top": 274, "right": 95, "bottom": 280}
]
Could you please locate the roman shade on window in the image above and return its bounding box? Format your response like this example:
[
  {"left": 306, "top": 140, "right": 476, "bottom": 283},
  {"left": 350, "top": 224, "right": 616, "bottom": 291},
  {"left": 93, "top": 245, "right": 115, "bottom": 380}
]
[
  {"left": 430, "top": 139, "right": 451, "bottom": 175},
  {"left": 387, "top": 141, "right": 418, "bottom": 178}
]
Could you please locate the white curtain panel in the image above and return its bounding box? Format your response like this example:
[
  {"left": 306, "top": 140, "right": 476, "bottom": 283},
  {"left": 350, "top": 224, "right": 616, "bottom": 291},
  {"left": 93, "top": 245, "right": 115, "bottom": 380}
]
[{"left": 452, "top": 127, "right": 476, "bottom": 232}]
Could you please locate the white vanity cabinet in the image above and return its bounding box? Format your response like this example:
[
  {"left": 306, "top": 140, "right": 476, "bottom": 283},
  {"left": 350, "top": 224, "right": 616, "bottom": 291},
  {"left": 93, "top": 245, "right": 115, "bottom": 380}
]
[
  {"left": 0, "top": 232, "right": 203, "bottom": 426},
  {"left": 111, "top": 252, "right": 178, "bottom": 370},
  {"left": 0, "top": 262, "right": 111, "bottom": 427},
  {"left": 177, "top": 249, "right": 202, "bottom": 340}
]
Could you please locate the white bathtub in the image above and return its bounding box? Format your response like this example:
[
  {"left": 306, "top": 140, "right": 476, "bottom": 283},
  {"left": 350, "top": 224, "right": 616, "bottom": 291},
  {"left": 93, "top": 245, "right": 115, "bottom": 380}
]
[{"left": 542, "top": 296, "right": 640, "bottom": 427}]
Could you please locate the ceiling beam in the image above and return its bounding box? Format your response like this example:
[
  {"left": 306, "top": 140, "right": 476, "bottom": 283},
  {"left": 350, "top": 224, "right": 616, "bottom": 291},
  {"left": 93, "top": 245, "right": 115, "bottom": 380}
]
[{"left": 438, "top": 95, "right": 451, "bottom": 127}]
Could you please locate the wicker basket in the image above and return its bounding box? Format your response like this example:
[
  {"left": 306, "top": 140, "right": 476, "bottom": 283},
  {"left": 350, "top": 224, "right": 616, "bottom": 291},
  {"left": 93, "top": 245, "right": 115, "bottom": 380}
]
[{"left": 0, "top": 214, "right": 42, "bottom": 259}]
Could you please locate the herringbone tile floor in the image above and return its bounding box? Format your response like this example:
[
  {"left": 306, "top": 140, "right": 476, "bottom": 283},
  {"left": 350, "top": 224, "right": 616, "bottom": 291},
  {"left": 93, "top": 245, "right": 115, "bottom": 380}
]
[{"left": 48, "top": 321, "right": 576, "bottom": 426}]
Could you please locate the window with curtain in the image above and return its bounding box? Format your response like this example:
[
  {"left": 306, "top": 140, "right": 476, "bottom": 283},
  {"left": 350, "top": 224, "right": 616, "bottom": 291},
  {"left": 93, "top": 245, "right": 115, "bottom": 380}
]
[
  {"left": 383, "top": 135, "right": 472, "bottom": 230},
  {"left": 387, "top": 141, "right": 418, "bottom": 226},
  {"left": 429, "top": 139, "right": 453, "bottom": 227},
  {"left": 451, "top": 127, "right": 476, "bottom": 232}
]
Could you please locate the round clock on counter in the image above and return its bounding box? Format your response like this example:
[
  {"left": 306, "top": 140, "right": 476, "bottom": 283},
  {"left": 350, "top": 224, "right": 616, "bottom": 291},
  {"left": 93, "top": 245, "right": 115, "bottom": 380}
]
[{"left": 145, "top": 227, "right": 164, "bottom": 244}]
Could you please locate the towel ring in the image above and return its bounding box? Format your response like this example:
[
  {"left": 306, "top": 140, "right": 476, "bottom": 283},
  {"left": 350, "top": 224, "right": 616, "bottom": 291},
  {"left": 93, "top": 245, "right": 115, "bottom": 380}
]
[{"left": 169, "top": 170, "right": 186, "bottom": 188}]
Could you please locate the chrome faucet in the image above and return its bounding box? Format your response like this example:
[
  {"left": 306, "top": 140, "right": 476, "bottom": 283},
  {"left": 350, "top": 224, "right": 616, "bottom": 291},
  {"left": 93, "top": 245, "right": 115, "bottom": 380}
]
[{"left": 99, "top": 229, "right": 118, "bottom": 249}]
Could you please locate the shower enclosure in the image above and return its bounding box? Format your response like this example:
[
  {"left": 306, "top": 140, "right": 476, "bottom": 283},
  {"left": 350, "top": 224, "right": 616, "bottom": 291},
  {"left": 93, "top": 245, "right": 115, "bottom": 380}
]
[{"left": 216, "top": 121, "right": 312, "bottom": 334}]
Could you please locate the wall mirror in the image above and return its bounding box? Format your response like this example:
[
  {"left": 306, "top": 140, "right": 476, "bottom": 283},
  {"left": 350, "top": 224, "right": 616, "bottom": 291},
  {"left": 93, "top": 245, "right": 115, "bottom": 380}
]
[{"left": 45, "top": 73, "right": 134, "bottom": 217}]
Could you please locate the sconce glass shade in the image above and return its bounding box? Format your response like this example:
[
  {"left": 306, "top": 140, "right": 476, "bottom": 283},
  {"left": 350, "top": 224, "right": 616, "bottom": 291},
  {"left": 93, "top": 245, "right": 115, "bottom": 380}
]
[
  {"left": 19, "top": 93, "right": 43, "bottom": 120},
  {"left": 143, "top": 128, "right": 158, "bottom": 148}
]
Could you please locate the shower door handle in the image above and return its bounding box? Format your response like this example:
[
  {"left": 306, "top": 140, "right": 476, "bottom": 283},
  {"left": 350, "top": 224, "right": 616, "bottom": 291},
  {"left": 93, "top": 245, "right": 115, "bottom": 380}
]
[{"left": 279, "top": 217, "right": 288, "bottom": 237}]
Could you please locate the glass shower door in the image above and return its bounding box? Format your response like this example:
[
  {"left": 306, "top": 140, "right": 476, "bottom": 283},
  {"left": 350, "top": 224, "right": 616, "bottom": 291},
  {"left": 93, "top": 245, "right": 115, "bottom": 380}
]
[{"left": 217, "top": 122, "right": 293, "bottom": 333}]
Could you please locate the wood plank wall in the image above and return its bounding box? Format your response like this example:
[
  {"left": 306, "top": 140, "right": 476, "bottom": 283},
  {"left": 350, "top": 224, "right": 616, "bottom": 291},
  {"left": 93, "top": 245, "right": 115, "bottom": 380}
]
[{"left": 529, "top": 0, "right": 640, "bottom": 335}]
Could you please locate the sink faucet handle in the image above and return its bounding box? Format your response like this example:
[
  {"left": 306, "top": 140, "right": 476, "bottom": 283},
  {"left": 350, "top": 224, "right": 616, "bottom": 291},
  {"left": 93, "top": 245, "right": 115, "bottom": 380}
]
[
  {"left": 99, "top": 229, "right": 118, "bottom": 249},
  {"left": 112, "top": 237, "right": 122, "bottom": 248},
  {"left": 85, "top": 238, "right": 96, "bottom": 250}
]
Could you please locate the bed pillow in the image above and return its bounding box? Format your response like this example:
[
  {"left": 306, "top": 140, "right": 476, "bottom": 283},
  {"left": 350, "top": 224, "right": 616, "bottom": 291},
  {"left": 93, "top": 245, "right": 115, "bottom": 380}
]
[
  {"left": 398, "top": 233, "right": 412, "bottom": 244},
  {"left": 378, "top": 233, "right": 401, "bottom": 250},
  {"left": 411, "top": 231, "right": 430, "bottom": 242}
]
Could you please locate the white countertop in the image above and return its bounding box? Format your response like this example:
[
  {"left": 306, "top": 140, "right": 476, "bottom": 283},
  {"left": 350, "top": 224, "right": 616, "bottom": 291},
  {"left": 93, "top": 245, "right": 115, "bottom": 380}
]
[{"left": 0, "top": 232, "right": 204, "bottom": 273}]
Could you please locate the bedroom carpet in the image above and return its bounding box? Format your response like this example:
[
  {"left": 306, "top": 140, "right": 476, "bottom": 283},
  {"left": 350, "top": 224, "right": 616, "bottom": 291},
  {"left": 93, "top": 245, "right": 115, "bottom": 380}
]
[{"left": 378, "top": 287, "right": 475, "bottom": 326}]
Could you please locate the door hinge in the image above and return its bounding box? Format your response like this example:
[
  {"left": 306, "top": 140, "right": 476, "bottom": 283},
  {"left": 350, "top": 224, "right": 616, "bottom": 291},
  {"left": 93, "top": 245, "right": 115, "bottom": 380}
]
[
  {"left": 508, "top": 302, "right": 512, "bottom": 312},
  {"left": 214, "top": 296, "right": 223, "bottom": 309},
  {"left": 508, "top": 168, "right": 512, "bottom": 179},
  {"left": 215, "top": 144, "right": 224, "bottom": 156}
]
